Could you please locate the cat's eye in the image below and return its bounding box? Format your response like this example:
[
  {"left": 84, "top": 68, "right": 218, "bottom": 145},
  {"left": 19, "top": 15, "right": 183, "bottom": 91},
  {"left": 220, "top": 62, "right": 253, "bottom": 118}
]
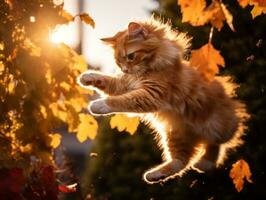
[{"left": 127, "top": 52, "right": 136, "bottom": 61}]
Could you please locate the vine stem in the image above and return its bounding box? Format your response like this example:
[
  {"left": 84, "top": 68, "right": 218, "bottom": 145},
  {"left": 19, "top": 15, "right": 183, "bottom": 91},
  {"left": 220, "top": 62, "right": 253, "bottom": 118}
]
[{"left": 209, "top": 26, "right": 214, "bottom": 43}]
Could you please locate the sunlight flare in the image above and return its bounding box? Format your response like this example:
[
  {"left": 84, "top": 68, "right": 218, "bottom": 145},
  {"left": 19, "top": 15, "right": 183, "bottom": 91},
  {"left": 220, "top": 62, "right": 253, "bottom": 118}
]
[{"left": 49, "top": 24, "right": 79, "bottom": 48}]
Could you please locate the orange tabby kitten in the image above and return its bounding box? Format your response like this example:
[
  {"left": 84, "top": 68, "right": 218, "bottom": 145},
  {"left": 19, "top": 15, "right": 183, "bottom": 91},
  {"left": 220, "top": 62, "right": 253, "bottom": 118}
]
[{"left": 78, "top": 18, "right": 248, "bottom": 184}]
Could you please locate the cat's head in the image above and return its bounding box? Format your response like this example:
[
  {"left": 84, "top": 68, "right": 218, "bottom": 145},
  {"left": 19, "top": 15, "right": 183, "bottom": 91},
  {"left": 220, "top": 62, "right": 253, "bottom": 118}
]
[{"left": 101, "top": 18, "right": 190, "bottom": 75}]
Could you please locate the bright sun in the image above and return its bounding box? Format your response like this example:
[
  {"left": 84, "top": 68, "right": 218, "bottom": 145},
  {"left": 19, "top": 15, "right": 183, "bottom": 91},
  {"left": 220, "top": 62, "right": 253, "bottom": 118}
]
[{"left": 49, "top": 23, "right": 79, "bottom": 48}]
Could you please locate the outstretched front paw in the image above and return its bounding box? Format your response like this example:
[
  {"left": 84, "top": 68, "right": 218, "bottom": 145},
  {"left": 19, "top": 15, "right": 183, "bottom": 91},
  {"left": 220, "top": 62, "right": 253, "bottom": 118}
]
[
  {"left": 78, "top": 72, "right": 105, "bottom": 89},
  {"left": 89, "top": 99, "right": 113, "bottom": 115}
]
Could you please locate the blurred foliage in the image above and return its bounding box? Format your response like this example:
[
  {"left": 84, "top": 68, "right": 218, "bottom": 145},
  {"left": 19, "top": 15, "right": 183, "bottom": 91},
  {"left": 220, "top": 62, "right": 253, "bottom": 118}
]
[
  {"left": 83, "top": 0, "right": 266, "bottom": 199},
  {"left": 0, "top": 0, "right": 95, "bottom": 198}
]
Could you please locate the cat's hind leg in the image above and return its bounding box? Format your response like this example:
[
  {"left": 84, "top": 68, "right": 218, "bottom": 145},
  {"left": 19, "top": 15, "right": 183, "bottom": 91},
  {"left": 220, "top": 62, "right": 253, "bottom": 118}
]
[
  {"left": 143, "top": 132, "right": 197, "bottom": 184},
  {"left": 143, "top": 159, "right": 185, "bottom": 183},
  {"left": 193, "top": 144, "right": 220, "bottom": 172}
]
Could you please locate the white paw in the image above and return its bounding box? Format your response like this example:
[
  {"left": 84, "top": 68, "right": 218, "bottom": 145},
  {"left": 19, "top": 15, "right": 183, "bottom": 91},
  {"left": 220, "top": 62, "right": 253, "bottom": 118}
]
[
  {"left": 144, "top": 170, "right": 167, "bottom": 184},
  {"left": 89, "top": 99, "right": 112, "bottom": 115}
]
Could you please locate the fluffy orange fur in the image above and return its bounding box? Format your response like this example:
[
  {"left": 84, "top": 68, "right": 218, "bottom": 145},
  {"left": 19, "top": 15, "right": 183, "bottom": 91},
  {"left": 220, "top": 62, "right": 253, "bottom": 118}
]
[{"left": 78, "top": 17, "right": 249, "bottom": 184}]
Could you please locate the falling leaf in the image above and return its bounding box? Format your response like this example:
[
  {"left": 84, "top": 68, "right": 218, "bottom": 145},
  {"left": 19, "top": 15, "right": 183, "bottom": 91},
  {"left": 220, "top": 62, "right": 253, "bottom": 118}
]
[
  {"left": 49, "top": 133, "right": 61, "bottom": 148},
  {"left": 190, "top": 42, "right": 225, "bottom": 81},
  {"left": 59, "top": 183, "right": 77, "bottom": 193},
  {"left": 178, "top": 0, "right": 206, "bottom": 25},
  {"left": 76, "top": 114, "right": 98, "bottom": 142},
  {"left": 79, "top": 13, "right": 95, "bottom": 28},
  {"left": 110, "top": 114, "right": 139, "bottom": 135},
  {"left": 229, "top": 159, "right": 253, "bottom": 192}
]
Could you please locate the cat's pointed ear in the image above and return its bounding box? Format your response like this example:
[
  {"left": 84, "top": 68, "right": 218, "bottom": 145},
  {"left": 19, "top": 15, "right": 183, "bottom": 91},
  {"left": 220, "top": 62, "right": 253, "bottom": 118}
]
[
  {"left": 128, "top": 22, "right": 148, "bottom": 39},
  {"left": 100, "top": 36, "right": 116, "bottom": 46}
]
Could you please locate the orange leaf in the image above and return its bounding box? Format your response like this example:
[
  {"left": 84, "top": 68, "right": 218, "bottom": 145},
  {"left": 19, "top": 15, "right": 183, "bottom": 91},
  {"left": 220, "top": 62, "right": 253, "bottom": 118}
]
[
  {"left": 178, "top": 0, "right": 206, "bottom": 25},
  {"left": 190, "top": 42, "right": 225, "bottom": 81},
  {"left": 79, "top": 13, "right": 95, "bottom": 28},
  {"left": 252, "top": 0, "right": 266, "bottom": 6},
  {"left": 237, "top": 0, "right": 250, "bottom": 8},
  {"left": 198, "top": 0, "right": 225, "bottom": 31},
  {"left": 250, "top": 3, "right": 266, "bottom": 18},
  {"left": 229, "top": 159, "right": 253, "bottom": 192}
]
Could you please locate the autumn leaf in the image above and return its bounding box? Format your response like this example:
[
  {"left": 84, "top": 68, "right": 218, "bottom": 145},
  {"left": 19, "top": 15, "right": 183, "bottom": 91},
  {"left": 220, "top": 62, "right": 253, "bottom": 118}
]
[
  {"left": 178, "top": 0, "right": 206, "bottom": 25},
  {"left": 237, "top": 0, "right": 250, "bottom": 8},
  {"left": 250, "top": 3, "right": 266, "bottom": 18},
  {"left": 68, "top": 97, "right": 87, "bottom": 112},
  {"left": 199, "top": 0, "right": 225, "bottom": 30},
  {"left": 49, "top": 133, "right": 61, "bottom": 148},
  {"left": 110, "top": 114, "right": 140, "bottom": 135},
  {"left": 60, "top": 10, "right": 74, "bottom": 22},
  {"left": 40, "top": 105, "right": 47, "bottom": 118},
  {"left": 76, "top": 114, "right": 98, "bottom": 142},
  {"left": 253, "top": 0, "right": 266, "bottom": 6},
  {"left": 238, "top": 0, "right": 266, "bottom": 18},
  {"left": 79, "top": 13, "right": 95, "bottom": 28},
  {"left": 190, "top": 42, "right": 225, "bottom": 81},
  {"left": 60, "top": 82, "right": 71, "bottom": 91},
  {"left": 230, "top": 159, "right": 253, "bottom": 192}
]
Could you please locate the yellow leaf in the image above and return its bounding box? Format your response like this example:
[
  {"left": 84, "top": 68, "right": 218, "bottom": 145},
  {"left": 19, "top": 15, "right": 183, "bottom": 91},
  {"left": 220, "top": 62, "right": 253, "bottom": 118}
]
[
  {"left": 49, "top": 133, "right": 62, "bottom": 148},
  {"left": 69, "top": 97, "right": 87, "bottom": 112},
  {"left": 79, "top": 13, "right": 95, "bottom": 28},
  {"left": 178, "top": 0, "right": 206, "bottom": 25},
  {"left": 8, "top": 81, "right": 15, "bottom": 94},
  {"left": 0, "top": 61, "right": 4, "bottom": 73},
  {"left": 110, "top": 114, "right": 139, "bottom": 135},
  {"left": 72, "top": 54, "right": 88, "bottom": 72},
  {"left": 60, "top": 82, "right": 71, "bottom": 91},
  {"left": 77, "top": 114, "right": 98, "bottom": 142},
  {"left": 60, "top": 10, "right": 74, "bottom": 22},
  {"left": 20, "top": 144, "right": 32, "bottom": 153},
  {"left": 229, "top": 159, "right": 253, "bottom": 192},
  {"left": 190, "top": 42, "right": 225, "bottom": 81},
  {"left": 49, "top": 103, "right": 68, "bottom": 122},
  {"left": 23, "top": 38, "right": 41, "bottom": 57},
  {"left": 45, "top": 68, "right": 52, "bottom": 84},
  {"left": 40, "top": 105, "right": 47, "bottom": 118}
]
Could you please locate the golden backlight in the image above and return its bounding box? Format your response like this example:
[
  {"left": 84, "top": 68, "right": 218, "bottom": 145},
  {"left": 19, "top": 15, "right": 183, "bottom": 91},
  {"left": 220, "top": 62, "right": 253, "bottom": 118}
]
[{"left": 49, "top": 24, "right": 79, "bottom": 48}]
